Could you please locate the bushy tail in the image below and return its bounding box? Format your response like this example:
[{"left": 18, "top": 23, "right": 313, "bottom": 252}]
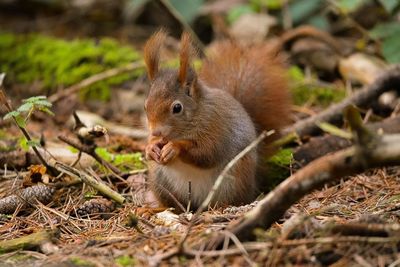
[{"left": 199, "top": 41, "right": 291, "bottom": 135}]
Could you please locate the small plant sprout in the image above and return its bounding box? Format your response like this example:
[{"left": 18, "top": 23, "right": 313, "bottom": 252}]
[
  {"left": 1, "top": 86, "right": 56, "bottom": 174},
  {"left": 3, "top": 95, "right": 54, "bottom": 128}
]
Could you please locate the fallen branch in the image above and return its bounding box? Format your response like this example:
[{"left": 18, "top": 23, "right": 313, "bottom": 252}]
[
  {"left": 283, "top": 64, "right": 400, "bottom": 137},
  {"left": 206, "top": 106, "right": 400, "bottom": 246},
  {"left": 48, "top": 61, "right": 145, "bottom": 104},
  {"left": 293, "top": 115, "right": 400, "bottom": 167},
  {"left": 51, "top": 160, "right": 125, "bottom": 204},
  {"left": 0, "top": 229, "right": 58, "bottom": 253},
  {"left": 329, "top": 222, "right": 400, "bottom": 237}
]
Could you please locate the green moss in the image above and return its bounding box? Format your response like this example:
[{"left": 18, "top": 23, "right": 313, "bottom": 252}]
[
  {"left": 69, "top": 257, "right": 96, "bottom": 267},
  {"left": 263, "top": 148, "right": 293, "bottom": 189},
  {"left": 268, "top": 148, "right": 293, "bottom": 167},
  {"left": 288, "top": 66, "right": 346, "bottom": 107},
  {"left": 291, "top": 85, "right": 346, "bottom": 107},
  {"left": 95, "top": 147, "right": 145, "bottom": 172},
  {"left": 115, "top": 255, "right": 136, "bottom": 267},
  {"left": 0, "top": 32, "right": 143, "bottom": 101}
]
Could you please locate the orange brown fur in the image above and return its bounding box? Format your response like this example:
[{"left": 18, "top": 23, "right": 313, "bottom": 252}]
[
  {"left": 143, "top": 30, "right": 167, "bottom": 81},
  {"left": 178, "top": 32, "right": 191, "bottom": 86}
]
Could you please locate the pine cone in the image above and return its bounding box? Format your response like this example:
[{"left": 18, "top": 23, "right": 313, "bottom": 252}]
[
  {"left": 75, "top": 198, "right": 115, "bottom": 217},
  {"left": 0, "top": 185, "right": 55, "bottom": 214}
]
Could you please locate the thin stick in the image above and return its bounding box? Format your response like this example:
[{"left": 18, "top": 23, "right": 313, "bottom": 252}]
[
  {"left": 51, "top": 160, "right": 125, "bottom": 204},
  {"left": 48, "top": 61, "right": 145, "bottom": 104}
]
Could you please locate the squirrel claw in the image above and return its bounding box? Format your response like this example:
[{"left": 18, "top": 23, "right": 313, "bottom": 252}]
[
  {"left": 145, "top": 143, "right": 161, "bottom": 162},
  {"left": 160, "top": 142, "right": 179, "bottom": 164}
]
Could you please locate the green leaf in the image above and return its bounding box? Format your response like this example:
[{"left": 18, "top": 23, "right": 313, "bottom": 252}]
[
  {"left": 334, "top": 0, "right": 368, "bottom": 13},
  {"left": 288, "top": 0, "right": 324, "bottom": 25},
  {"left": 23, "top": 95, "right": 47, "bottom": 103},
  {"left": 34, "top": 99, "right": 52, "bottom": 107},
  {"left": 17, "top": 102, "right": 33, "bottom": 112},
  {"left": 14, "top": 114, "right": 26, "bottom": 128},
  {"left": 38, "top": 107, "right": 55, "bottom": 116},
  {"left": 169, "top": 0, "right": 203, "bottom": 23},
  {"left": 3, "top": 110, "right": 20, "bottom": 120},
  {"left": 369, "top": 22, "right": 400, "bottom": 39},
  {"left": 27, "top": 139, "right": 40, "bottom": 147},
  {"left": 227, "top": 4, "right": 255, "bottom": 24},
  {"left": 378, "top": 0, "right": 399, "bottom": 13},
  {"left": 317, "top": 122, "right": 352, "bottom": 139},
  {"left": 382, "top": 34, "right": 400, "bottom": 63},
  {"left": 307, "top": 15, "right": 329, "bottom": 30},
  {"left": 369, "top": 22, "right": 400, "bottom": 63},
  {"left": 19, "top": 138, "right": 29, "bottom": 151}
]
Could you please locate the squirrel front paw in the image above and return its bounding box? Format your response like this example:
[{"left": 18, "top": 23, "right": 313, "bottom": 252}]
[
  {"left": 160, "top": 142, "right": 180, "bottom": 164},
  {"left": 145, "top": 142, "right": 162, "bottom": 163}
]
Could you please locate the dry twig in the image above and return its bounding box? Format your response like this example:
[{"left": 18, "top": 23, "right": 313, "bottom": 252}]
[
  {"left": 51, "top": 160, "right": 125, "bottom": 204},
  {"left": 48, "top": 61, "right": 145, "bottom": 104}
]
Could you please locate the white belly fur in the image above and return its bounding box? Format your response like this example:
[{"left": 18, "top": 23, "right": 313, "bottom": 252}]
[{"left": 159, "top": 159, "right": 220, "bottom": 206}]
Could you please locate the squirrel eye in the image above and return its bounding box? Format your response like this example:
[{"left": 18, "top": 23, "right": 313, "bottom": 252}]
[{"left": 172, "top": 102, "right": 183, "bottom": 114}]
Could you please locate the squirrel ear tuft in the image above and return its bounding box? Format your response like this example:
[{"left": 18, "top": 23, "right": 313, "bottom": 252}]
[
  {"left": 178, "top": 32, "right": 193, "bottom": 86},
  {"left": 144, "top": 29, "right": 167, "bottom": 81}
]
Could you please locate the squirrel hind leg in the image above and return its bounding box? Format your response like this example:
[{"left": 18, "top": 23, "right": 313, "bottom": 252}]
[{"left": 148, "top": 167, "right": 188, "bottom": 213}]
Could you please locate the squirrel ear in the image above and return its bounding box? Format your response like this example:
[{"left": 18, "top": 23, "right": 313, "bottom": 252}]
[
  {"left": 178, "top": 32, "right": 194, "bottom": 86},
  {"left": 144, "top": 30, "right": 167, "bottom": 81}
]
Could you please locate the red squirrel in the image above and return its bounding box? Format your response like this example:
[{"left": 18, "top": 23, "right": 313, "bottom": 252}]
[{"left": 143, "top": 30, "right": 291, "bottom": 211}]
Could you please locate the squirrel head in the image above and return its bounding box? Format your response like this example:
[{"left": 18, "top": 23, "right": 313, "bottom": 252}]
[{"left": 143, "top": 30, "right": 201, "bottom": 141}]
